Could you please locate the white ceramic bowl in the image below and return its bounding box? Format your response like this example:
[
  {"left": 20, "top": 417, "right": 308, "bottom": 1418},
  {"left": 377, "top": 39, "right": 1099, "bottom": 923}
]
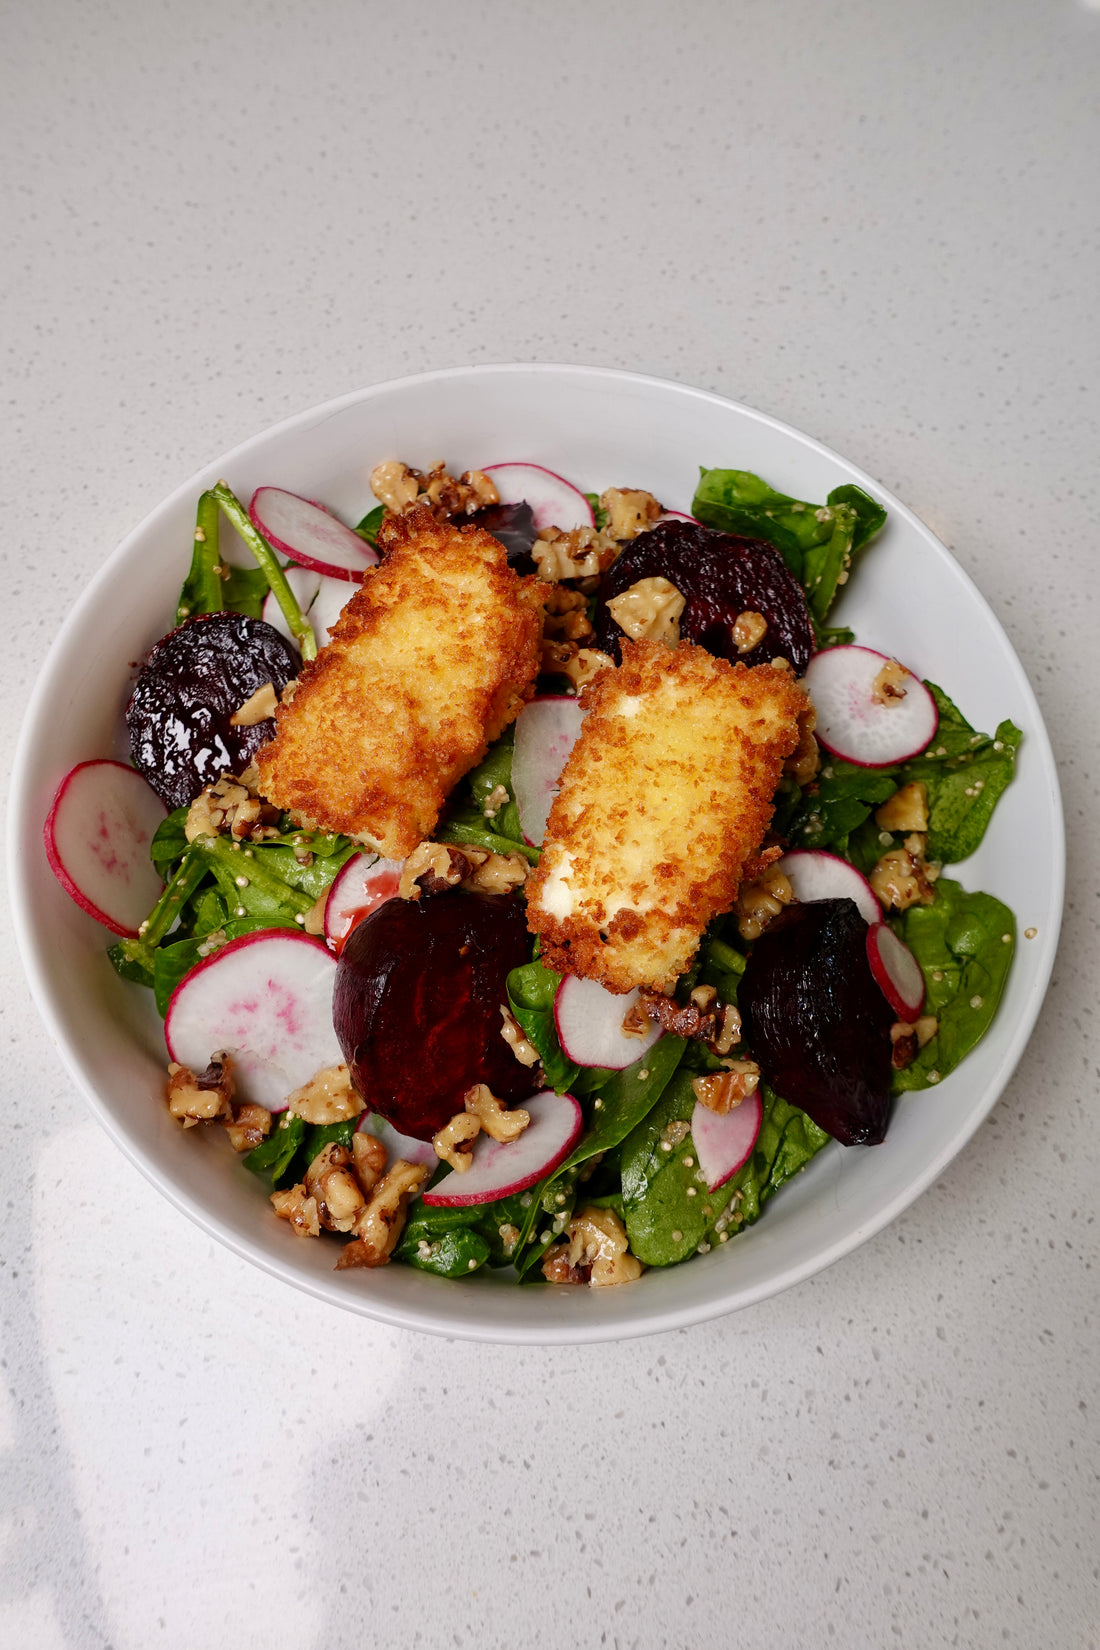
[{"left": 9, "top": 365, "right": 1063, "bottom": 1344}]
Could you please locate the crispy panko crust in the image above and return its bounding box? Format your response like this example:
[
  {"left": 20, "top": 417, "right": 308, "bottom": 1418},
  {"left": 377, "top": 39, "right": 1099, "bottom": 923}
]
[
  {"left": 525, "top": 640, "right": 808, "bottom": 993},
  {"left": 255, "top": 506, "right": 546, "bottom": 858}
]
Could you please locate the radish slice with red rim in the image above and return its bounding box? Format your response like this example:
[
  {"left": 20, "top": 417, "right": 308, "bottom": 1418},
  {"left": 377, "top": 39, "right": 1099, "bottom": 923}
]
[
  {"left": 482, "top": 463, "right": 594, "bottom": 532},
  {"left": 324, "top": 854, "right": 402, "bottom": 951},
  {"left": 803, "top": 645, "right": 937, "bottom": 767},
  {"left": 357, "top": 1111, "right": 437, "bottom": 1172},
  {"left": 262, "top": 566, "right": 355, "bottom": 648},
  {"left": 249, "top": 487, "right": 380, "bottom": 581},
  {"left": 44, "top": 760, "right": 167, "bottom": 937},
  {"left": 422, "top": 1089, "right": 583, "bottom": 1207},
  {"left": 554, "top": 974, "right": 662, "bottom": 1070},
  {"left": 512, "top": 695, "right": 585, "bottom": 847},
  {"left": 165, "top": 930, "right": 340, "bottom": 1112},
  {"left": 774, "top": 849, "right": 882, "bottom": 925},
  {"left": 691, "top": 1090, "right": 764, "bottom": 1193},
  {"left": 866, "top": 922, "right": 926, "bottom": 1019}
]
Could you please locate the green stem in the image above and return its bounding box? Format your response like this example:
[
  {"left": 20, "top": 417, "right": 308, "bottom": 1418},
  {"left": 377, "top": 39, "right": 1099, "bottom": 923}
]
[
  {"left": 176, "top": 491, "right": 224, "bottom": 623},
  {"left": 193, "top": 834, "right": 316, "bottom": 914},
  {"left": 210, "top": 481, "right": 317, "bottom": 661}
]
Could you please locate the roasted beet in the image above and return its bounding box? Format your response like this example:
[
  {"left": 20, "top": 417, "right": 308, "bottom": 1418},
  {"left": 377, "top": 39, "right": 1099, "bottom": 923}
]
[
  {"left": 472, "top": 500, "right": 538, "bottom": 574},
  {"left": 126, "top": 613, "right": 300, "bottom": 809},
  {"left": 333, "top": 889, "right": 540, "bottom": 1140},
  {"left": 594, "top": 519, "right": 814, "bottom": 673},
  {"left": 739, "top": 898, "right": 894, "bottom": 1145}
]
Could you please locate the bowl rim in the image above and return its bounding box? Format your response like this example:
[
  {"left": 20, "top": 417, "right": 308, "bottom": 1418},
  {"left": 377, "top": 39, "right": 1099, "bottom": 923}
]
[{"left": 9, "top": 362, "right": 1066, "bottom": 1343}]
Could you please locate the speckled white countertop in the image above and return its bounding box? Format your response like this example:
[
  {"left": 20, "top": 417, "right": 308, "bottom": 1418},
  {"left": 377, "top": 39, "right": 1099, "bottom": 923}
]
[{"left": 3, "top": 2, "right": 1098, "bottom": 1646}]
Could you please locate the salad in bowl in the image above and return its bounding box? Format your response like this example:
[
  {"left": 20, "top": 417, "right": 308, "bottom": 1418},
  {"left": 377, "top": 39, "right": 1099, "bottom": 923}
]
[{"left": 12, "top": 366, "right": 1061, "bottom": 1342}]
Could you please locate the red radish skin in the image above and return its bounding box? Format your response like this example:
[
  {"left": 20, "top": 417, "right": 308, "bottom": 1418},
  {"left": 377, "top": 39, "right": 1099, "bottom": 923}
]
[
  {"left": 422, "top": 1090, "right": 583, "bottom": 1207},
  {"left": 691, "top": 1090, "right": 764, "bottom": 1192},
  {"left": 482, "top": 463, "right": 594, "bottom": 532},
  {"left": 866, "top": 923, "right": 926, "bottom": 1019},
  {"left": 249, "top": 487, "right": 380, "bottom": 581},
  {"left": 511, "top": 695, "right": 585, "bottom": 847},
  {"left": 263, "top": 567, "right": 355, "bottom": 648},
  {"left": 44, "top": 760, "right": 167, "bottom": 937},
  {"left": 774, "top": 850, "right": 882, "bottom": 925},
  {"left": 554, "top": 975, "right": 662, "bottom": 1070},
  {"left": 660, "top": 510, "right": 701, "bottom": 524},
  {"left": 165, "top": 930, "right": 340, "bottom": 1113},
  {"left": 324, "top": 855, "right": 403, "bottom": 951},
  {"left": 357, "top": 1111, "right": 438, "bottom": 1172},
  {"left": 804, "top": 645, "right": 938, "bottom": 767}
]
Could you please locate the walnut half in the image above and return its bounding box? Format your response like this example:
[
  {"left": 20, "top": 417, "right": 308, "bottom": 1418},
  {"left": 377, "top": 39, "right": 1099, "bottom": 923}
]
[{"left": 541, "top": 1206, "right": 643, "bottom": 1287}]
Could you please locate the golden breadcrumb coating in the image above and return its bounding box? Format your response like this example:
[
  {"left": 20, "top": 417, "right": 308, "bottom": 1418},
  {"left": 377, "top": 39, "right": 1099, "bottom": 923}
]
[
  {"left": 526, "top": 640, "right": 808, "bottom": 993},
  {"left": 255, "top": 506, "right": 546, "bottom": 858}
]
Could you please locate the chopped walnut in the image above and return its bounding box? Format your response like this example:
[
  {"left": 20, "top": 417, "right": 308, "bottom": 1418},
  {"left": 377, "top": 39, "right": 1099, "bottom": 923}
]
[
  {"left": 712, "top": 1002, "right": 743, "bottom": 1057},
  {"left": 872, "top": 659, "right": 911, "bottom": 704},
  {"left": 732, "top": 610, "right": 768, "bottom": 654},
  {"left": 270, "top": 1183, "right": 321, "bottom": 1238},
  {"left": 599, "top": 487, "right": 662, "bottom": 540},
  {"left": 229, "top": 680, "right": 278, "bottom": 727},
  {"left": 531, "top": 524, "right": 620, "bottom": 582},
  {"left": 433, "top": 1112, "right": 481, "bottom": 1172},
  {"left": 369, "top": 460, "right": 421, "bottom": 513},
  {"left": 638, "top": 988, "right": 742, "bottom": 1055},
  {"left": 370, "top": 460, "right": 499, "bottom": 520},
  {"left": 302, "top": 890, "right": 328, "bottom": 936},
  {"left": 464, "top": 1083, "right": 530, "bottom": 1143},
  {"left": 870, "top": 834, "right": 939, "bottom": 911},
  {"left": 890, "top": 1014, "right": 939, "bottom": 1069},
  {"left": 560, "top": 648, "right": 614, "bottom": 689},
  {"left": 462, "top": 849, "right": 529, "bottom": 896},
  {"left": 784, "top": 703, "right": 821, "bottom": 786},
  {"left": 542, "top": 1206, "right": 642, "bottom": 1287},
  {"left": 166, "top": 1054, "right": 235, "bottom": 1127},
  {"left": 500, "top": 1004, "right": 540, "bottom": 1067},
  {"left": 875, "top": 781, "right": 929, "bottom": 834},
  {"left": 398, "top": 840, "right": 470, "bottom": 900},
  {"left": 606, "top": 576, "right": 685, "bottom": 648},
  {"left": 286, "top": 1064, "right": 363, "bottom": 1126},
  {"left": 351, "top": 1129, "right": 387, "bottom": 1196},
  {"left": 336, "top": 1160, "right": 430, "bottom": 1268},
  {"left": 304, "top": 1142, "right": 367, "bottom": 1232},
  {"left": 737, "top": 863, "right": 795, "bottom": 941},
  {"left": 183, "top": 772, "right": 280, "bottom": 844},
  {"left": 692, "top": 1060, "right": 761, "bottom": 1114},
  {"left": 620, "top": 1000, "right": 652, "bottom": 1039},
  {"left": 223, "top": 1100, "right": 272, "bottom": 1152},
  {"left": 483, "top": 783, "right": 509, "bottom": 819}
]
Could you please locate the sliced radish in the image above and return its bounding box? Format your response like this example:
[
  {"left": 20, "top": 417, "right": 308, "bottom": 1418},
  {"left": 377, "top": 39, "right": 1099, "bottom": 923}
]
[
  {"left": 774, "top": 849, "right": 882, "bottom": 924},
  {"left": 249, "top": 487, "right": 380, "bottom": 581},
  {"left": 262, "top": 566, "right": 356, "bottom": 648},
  {"left": 422, "top": 1089, "right": 583, "bottom": 1207},
  {"left": 165, "top": 930, "right": 340, "bottom": 1112},
  {"left": 512, "top": 695, "right": 585, "bottom": 846},
  {"left": 482, "top": 463, "right": 594, "bottom": 532},
  {"left": 44, "top": 760, "right": 167, "bottom": 938},
  {"left": 357, "top": 1111, "right": 437, "bottom": 1172},
  {"left": 866, "top": 923, "right": 926, "bottom": 1019},
  {"left": 554, "top": 975, "right": 662, "bottom": 1070},
  {"left": 323, "top": 854, "right": 401, "bottom": 951},
  {"left": 803, "top": 645, "right": 938, "bottom": 767},
  {"left": 691, "top": 1090, "right": 764, "bottom": 1192}
]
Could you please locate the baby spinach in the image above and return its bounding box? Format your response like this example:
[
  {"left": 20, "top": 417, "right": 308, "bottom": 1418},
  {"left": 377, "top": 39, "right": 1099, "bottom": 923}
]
[
  {"left": 894, "top": 686, "right": 1021, "bottom": 864},
  {"left": 506, "top": 957, "right": 579, "bottom": 1092},
  {"left": 244, "top": 1113, "right": 307, "bottom": 1183}
]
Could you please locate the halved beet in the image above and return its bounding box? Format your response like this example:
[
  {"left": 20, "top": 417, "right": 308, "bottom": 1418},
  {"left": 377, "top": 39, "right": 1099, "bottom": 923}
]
[
  {"left": 126, "top": 613, "right": 300, "bottom": 809},
  {"left": 333, "top": 888, "right": 539, "bottom": 1140},
  {"left": 594, "top": 519, "right": 815, "bottom": 673},
  {"left": 739, "top": 898, "right": 894, "bottom": 1146}
]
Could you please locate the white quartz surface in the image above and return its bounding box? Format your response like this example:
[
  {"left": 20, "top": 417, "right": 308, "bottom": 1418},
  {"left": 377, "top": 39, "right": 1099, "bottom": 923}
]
[{"left": 2, "top": 1, "right": 1098, "bottom": 1645}]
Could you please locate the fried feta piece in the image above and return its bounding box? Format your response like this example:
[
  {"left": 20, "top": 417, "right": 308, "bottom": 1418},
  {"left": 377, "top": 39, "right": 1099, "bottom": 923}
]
[
  {"left": 255, "top": 506, "right": 546, "bottom": 858},
  {"left": 525, "top": 640, "right": 808, "bottom": 993}
]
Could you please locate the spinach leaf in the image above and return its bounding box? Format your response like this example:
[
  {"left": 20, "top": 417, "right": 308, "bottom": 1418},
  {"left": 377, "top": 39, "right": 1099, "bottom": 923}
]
[
  {"left": 891, "top": 879, "right": 1015, "bottom": 1092},
  {"left": 506, "top": 957, "right": 580, "bottom": 1092},
  {"left": 894, "top": 686, "right": 1021, "bottom": 863},
  {"left": 584, "top": 492, "right": 609, "bottom": 532},
  {"left": 244, "top": 1113, "right": 307, "bottom": 1183},
  {"left": 152, "top": 915, "right": 299, "bottom": 1017},
  {"left": 463, "top": 731, "right": 526, "bottom": 847},
  {"left": 785, "top": 760, "right": 899, "bottom": 851},
  {"left": 356, "top": 505, "right": 385, "bottom": 545},
  {"left": 558, "top": 1035, "right": 687, "bottom": 1177},
  {"left": 394, "top": 1224, "right": 491, "bottom": 1278},
  {"left": 439, "top": 814, "right": 539, "bottom": 864},
  {"left": 150, "top": 809, "right": 191, "bottom": 876}
]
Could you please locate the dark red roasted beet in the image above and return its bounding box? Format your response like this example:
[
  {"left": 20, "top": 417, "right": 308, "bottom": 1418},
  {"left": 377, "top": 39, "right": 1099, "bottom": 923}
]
[
  {"left": 333, "top": 889, "right": 540, "bottom": 1140},
  {"left": 126, "top": 613, "right": 300, "bottom": 809},
  {"left": 594, "top": 519, "right": 815, "bottom": 673},
  {"left": 739, "top": 898, "right": 894, "bottom": 1145}
]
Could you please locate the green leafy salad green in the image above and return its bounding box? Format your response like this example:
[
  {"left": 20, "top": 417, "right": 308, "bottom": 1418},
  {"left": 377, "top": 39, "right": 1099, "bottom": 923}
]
[{"left": 111, "top": 464, "right": 1020, "bottom": 1286}]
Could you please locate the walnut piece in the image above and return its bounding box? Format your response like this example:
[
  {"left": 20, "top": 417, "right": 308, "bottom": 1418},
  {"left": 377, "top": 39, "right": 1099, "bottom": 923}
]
[
  {"left": 433, "top": 1112, "right": 481, "bottom": 1172},
  {"left": 500, "top": 1004, "right": 540, "bottom": 1067},
  {"left": 464, "top": 1083, "right": 529, "bottom": 1143},
  {"left": 286, "top": 1063, "right": 363, "bottom": 1126},
  {"left": 736, "top": 863, "right": 795, "bottom": 941},
  {"left": 560, "top": 648, "right": 614, "bottom": 690},
  {"left": 351, "top": 1129, "right": 387, "bottom": 1196},
  {"left": 229, "top": 680, "right": 278, "bottom": 727},
  {"left": 890, "top": 1014, "right": 939, "bottom": 1070},
  {"left": 870, "top": 834, "right": 939, "bottom": 911},
  {"left": 304, "top": 1142, "right": 367, "bottom": 1233},
  {"left": 223, "top": 1100, "right": 272, "bottom": 1152},
  {"left": 369, "top": 460, "right": 498, "bottom": 520},
  {"left": 692, "top": 1060, "right": 761, "bottom": 1114},
  {"left": 166, "top": 1054, "right": 235, "bottom": 1127},
  {"left": 784, "top": 703, "right": 820, "bottom": 786},
  {"left": 336, "top": 1160, "right": 430, "bottom": 1268},
  {"left": 599, "top": 487, "right": 662, "bottom": 540},
  {"left": 183, "top": 771, "right": 280, "bottom": 844},
  {"left": 270, "top": 1183, "right": 321, "bottom": 1238},
  {"left": 606, "top": 576, "right": 685, "bottom": 649},
  {"left": 732, "top": 610, "right": 768, "bottom": 654},
  {"left": 398, "top": 840, "right": 470, "bottom": 900},
  {"left": 875, "top": 780, "right": 929, "bottom": 834},
  {"left": 542, "top": 1206, "right": 643, "bottom": 1287},
  {"left": 463, "top": 850, "right": 529, "bottom": 896},
  {"left": 637, "top": 989, "right": 742, "bottom": 1056},
  {"left": 872, "top": 659, "right": 911, "bottom": 704}
]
